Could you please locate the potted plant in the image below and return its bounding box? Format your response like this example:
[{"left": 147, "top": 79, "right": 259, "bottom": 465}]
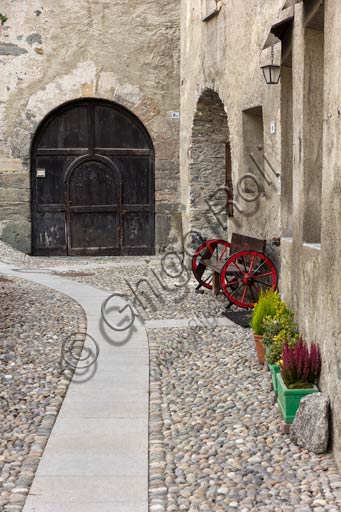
[
  {"left": 250, "top": 290, "right": 278, "bottom": 364},
  {"left": 262, "top": 300, "right": 299, "bottom": 393},
  {"left": 277, "top": 337, "right": 321, "bottom": 424}
]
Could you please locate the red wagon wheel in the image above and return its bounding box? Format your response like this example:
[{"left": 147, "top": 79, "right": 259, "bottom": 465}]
[
  {"left": 192, "top": 239, "right": 230, "bottom": 290},
  {"left": 220, "top": 250, "right": 277, "bottom": 309}
]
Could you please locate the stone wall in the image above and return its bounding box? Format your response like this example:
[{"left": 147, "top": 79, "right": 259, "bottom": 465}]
[
  {"left": 280, "top": 0, "right": 341, "bottom": 470},
  {"left": 188, "top": 89, "right": 230, "bottom": 242},
  {"left": 180, "top": 0, "right": 282, "bottom": 252},
  {"left": 0, "top": 0, "right": 180, "bottom": 253}
]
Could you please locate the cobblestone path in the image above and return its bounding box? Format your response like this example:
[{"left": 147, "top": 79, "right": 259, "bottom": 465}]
[
  {"left": 0, "top": 275, "right": 86, "bottom": 511},
  {"left": 0, "top": 242, "right": 341, "bottom": 512},
  {"left": 67, "top": 260, "right": 341, "bottom": 512}
]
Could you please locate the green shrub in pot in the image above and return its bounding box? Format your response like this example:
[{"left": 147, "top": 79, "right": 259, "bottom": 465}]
[{"left": 250, "top": 289, "right": 279, "bottom": 335}]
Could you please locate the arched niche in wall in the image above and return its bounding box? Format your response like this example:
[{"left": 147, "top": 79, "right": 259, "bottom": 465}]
[{"left": 188, "top": 89, "right": 232, "bottom": 244}]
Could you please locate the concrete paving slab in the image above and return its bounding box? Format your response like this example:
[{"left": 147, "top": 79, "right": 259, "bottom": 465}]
[
  {"left": 24, "top": 475, "right": 147, "bottom": 503},
  {"left": 0, "top": 263, "right": 149, "bottom": 512},
  {"left": 58, "top": 399, "right": 148, "bottom": 419},
  {"left": 145, "top": 316, "right": 234, "bottom": 328},
  {"left": 23, "top": 502, "right": 146, "bottom": 512}
]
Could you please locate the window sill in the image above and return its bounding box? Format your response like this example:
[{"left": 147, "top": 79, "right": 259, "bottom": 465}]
[{"left": 302, "top": 242, "right": 321, "bottom": 251}]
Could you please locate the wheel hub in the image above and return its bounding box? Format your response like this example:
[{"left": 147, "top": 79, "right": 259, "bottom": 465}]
[{"left": 243, "top": 273, "right": 254, "bottom": 285}]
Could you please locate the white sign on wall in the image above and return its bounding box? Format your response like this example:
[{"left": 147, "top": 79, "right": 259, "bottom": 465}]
[
  {"left": 169, "top": 111, "right": 180, "bottom": 120},
  {"left": 36, "top": 168, "right": 46, "bottom": 178}
]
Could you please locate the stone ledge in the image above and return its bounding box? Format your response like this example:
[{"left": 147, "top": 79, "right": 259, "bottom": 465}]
[{"left": 0, "top": 159, "right": 25, "bottom": 173}]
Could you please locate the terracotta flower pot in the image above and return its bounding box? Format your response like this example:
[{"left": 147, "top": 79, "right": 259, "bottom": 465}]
[{"left": 254, "top": 334, "right": 266, "bottom": 364}]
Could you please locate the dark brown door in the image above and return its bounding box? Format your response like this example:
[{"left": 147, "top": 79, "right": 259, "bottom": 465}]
[{"left": 31, "top": 99, "right": 155, "bottom": 256}]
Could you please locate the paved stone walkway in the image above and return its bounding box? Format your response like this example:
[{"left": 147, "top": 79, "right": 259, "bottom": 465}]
[
  {"left": 0, "top": 275, "right": 86, "bottom": 511},
  {"left": 0, "top": 262, "right": 149, "bottom": 512},
  {"left": 1, "top": 249, "right": 341, "bottom": 512}
]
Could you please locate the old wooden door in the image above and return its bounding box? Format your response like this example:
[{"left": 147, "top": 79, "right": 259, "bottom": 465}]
[{"left": 31, "top": 99, "right": 155, "bottom": 256}]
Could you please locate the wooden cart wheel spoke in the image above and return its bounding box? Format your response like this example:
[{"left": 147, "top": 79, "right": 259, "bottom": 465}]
[
  {"left": 220, "top": 250, "right": 277, "bottom": 309},
  {"left": 192, "top": 239, "right": 230, "bottom": 291},
  {"left": 219, "top": 245, "right": 229, "bottom": 260},
  {"left": 249, "top": 254, "right": 256, "bottom": 273},
  {"left": 241, "top": 256, "right": 249, "bottom": 273},
  {"left": 255, "top": 271, "right": 273, "bottom": 278},
  {"left": 228, "top": 281, "right": 245, "bottom": 298},
  {"left": 250, "top": 284, "right": 257, "bottom": 303},
  {"left": 203, "top": 274, "right": 213, "bottom": 284},
  {"left": 253, "top": 260, "right": 267, "bottom": 275},
  {"left": 253, "top": 279, "right": 272, "bottom": 287},
  {"left": 226, "top": 279, "right": 241, "bottom": 286},
  {"left": 232, "top": 259, "right": 246, "bottom": 276},
  {"left": 252, "top": 282, "right": 262, "bottom": 294},
  {"left": 241, "top": 285, "right": 248, "bottom": 303}
]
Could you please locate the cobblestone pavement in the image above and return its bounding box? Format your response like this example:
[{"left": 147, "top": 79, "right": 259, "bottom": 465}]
[
  {"left": 1, "top": 243, "right": 341, "bottom": 511},
  {"left": 149, "top": 327, "right": 341, "bottom": 512},
  {"left": 61, "top": 263, "right": 341, "bottom": 511},
  {"left": 57, "top": 260, "right": 227, "bottom": 321},
  {"left": 0, "top": 275, "right": 86, "bottom": 511}
]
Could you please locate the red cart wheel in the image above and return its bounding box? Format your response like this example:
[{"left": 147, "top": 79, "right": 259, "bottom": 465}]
[
  {"left": 192, "top": 239, "right": 230, "bottom": 290},
  {"left": 220, "top": 250, "right": 277, "bottom": 309}
]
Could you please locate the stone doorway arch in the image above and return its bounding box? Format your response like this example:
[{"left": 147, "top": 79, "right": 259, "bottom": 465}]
[{"left": 188, "top": 89, "right": 232, "bottom": 244}]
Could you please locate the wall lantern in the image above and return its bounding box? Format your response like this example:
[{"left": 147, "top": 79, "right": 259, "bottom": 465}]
[{"left": 261, "top": 46, "right": 281, "bottom": 85}]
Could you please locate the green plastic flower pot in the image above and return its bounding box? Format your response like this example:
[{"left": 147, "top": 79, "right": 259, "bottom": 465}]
[
  {"left": 276, "top": 373, "right": 318, "bottom": 424},
  {"left": 268, "top": 364, "right": 280, "bottom": 394}
]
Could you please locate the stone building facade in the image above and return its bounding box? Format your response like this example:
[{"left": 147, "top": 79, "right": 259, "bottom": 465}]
[
  {"left": 180, "top": 0, "right": 282, "bottom": 261},
  {"left": 0, "top": 0, "right": 180, "bottom": 254},
  {"left": 181, "top": 0, "right": 341, "bottom": 469},
  {"left": 279, "top": 0, "right": 341, "bottom": 470}
]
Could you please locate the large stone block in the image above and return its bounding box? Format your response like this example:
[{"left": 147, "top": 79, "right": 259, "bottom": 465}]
[
  {"left": 290, "top": 393, "right": 330, "bottom": 454},
  {"left": 1, "top": 221, "right": 31, "bottom": 254}
]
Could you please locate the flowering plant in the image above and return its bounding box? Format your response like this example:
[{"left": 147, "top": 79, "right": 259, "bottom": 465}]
[
  {"left": 262, "top": 297, "right": 298, "bottom": 365},
  {"left": 281, "top": 337, "right": 321, "bottom": 389}
]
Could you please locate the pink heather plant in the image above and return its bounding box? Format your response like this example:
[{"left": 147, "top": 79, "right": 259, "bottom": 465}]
[{"left": 281, "top": 337, "right": 321, "bottom": 389}]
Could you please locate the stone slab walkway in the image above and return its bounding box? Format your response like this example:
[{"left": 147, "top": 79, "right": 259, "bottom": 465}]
[{"left": 0, "top": 262, "right": 149, "bottom": 512}]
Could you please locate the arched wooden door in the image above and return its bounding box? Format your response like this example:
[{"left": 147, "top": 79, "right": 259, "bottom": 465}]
[{"left": 31, "top": 99, "right": 155, "bottom": 256}]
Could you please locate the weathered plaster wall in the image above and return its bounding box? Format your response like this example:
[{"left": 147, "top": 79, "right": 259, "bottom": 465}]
[
  {"left": 0, "top": 0, "right": 180, "bottom": 253},
  {"left": 281, "top": 0, "right": 341, "bottom": 470},
  {"left": 303, "top": 28, "right": 324, "bottom": 244},
  {"left": 180, "top": 0, "right": 282, "bottom": 250},
  {"left": 280, "top": 64, "right": 293, "bottom": 238}
]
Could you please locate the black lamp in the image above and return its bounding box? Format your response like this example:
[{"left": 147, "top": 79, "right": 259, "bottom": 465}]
[{"left": 261, "top": 46, "right": 281, "bottom": 85}]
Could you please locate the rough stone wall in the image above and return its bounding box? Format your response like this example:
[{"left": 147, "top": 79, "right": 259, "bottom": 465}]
[
  {"left": 189, "top": 89, "right": 229, "bottom": 242},
  {"left": 0, "top": 0, "right": 180, "bottom": 253},
  {"left": 280, "top": 0, "right": 341, "bottom": 470},
  {"left": 180, "top": 0, "right": 282, "bottom": 249}
]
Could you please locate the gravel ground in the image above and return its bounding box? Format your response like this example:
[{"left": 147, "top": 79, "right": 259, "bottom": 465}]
[
  {"left": 0, "top": 275, "right": 86, "bottom": 511},
  {"left": 148, "top": 326, "right": 341, "bottom": 512}
]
